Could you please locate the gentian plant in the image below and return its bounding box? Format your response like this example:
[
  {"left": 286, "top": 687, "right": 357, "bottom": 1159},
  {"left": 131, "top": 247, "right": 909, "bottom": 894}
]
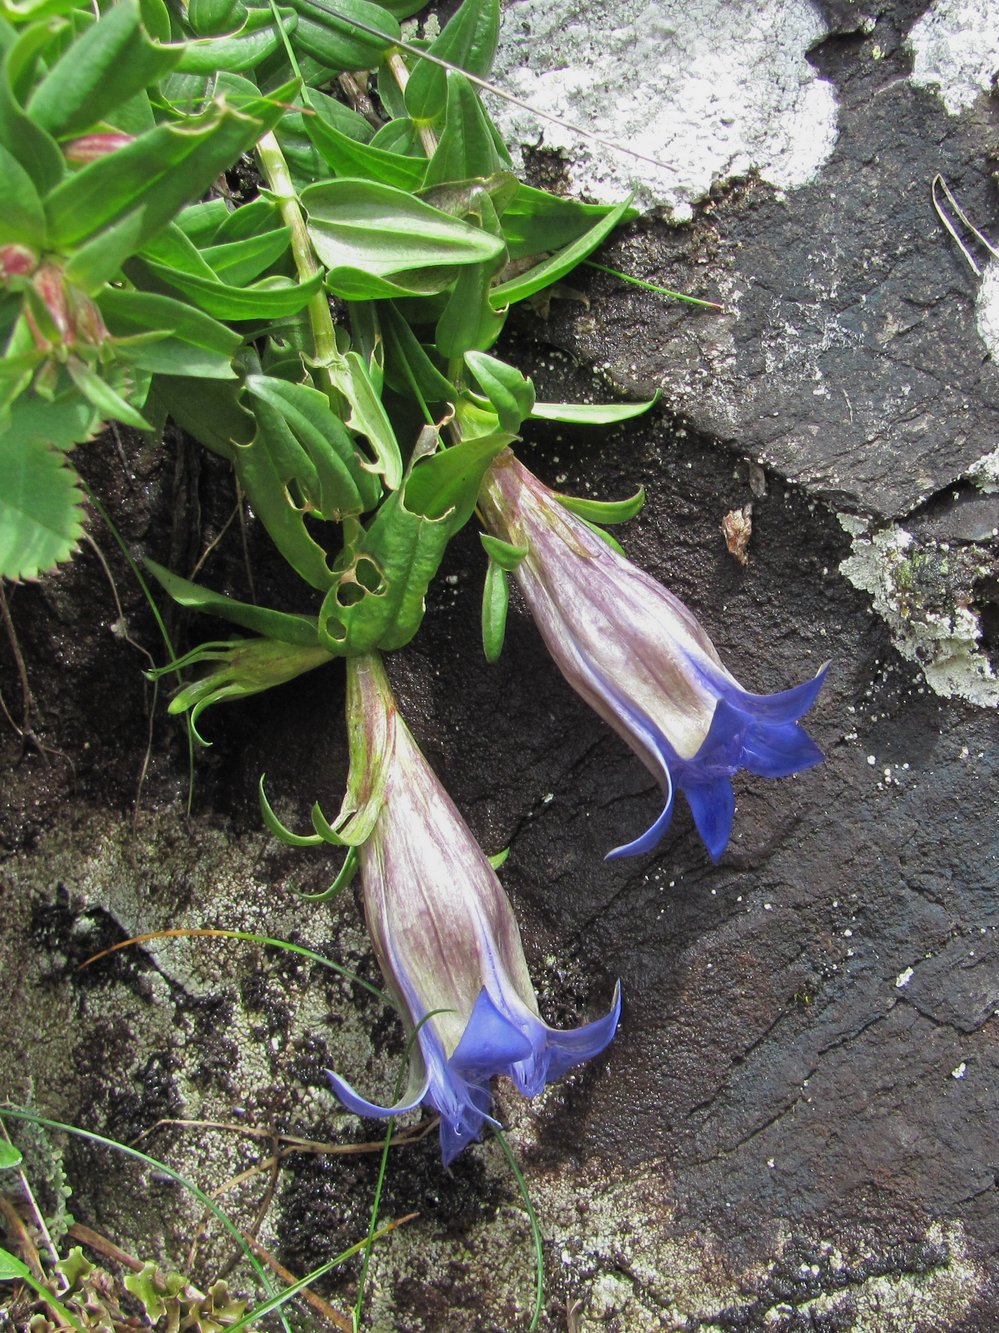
[
  {"left": 2, "top": 0, "right": 829, "bottom": 1318},
  {"left": 478, "top": 451, "right": 827, "bottom": 861},
  {"left": 321, "top": 654, "right": 621, "bottom": 1164}
]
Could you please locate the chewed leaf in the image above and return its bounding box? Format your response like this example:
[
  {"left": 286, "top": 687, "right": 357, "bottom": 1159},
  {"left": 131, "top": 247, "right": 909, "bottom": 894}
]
[{"left": 0, "top": 434, "right": 87, "bottom": 580}]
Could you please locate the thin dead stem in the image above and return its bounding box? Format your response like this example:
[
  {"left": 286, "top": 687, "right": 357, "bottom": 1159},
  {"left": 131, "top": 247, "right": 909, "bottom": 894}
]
[{"left": 932, "top": 174, "right": 999, "bottom": 277}]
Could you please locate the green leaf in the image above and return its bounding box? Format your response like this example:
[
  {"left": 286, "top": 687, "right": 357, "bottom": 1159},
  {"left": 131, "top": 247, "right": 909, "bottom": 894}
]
[
  {"left": 287, "top": 0, "right": 399, "bottom": 72},
  {"left": 0, "top": 1142, "right": 22, "bottom": 1168},
  {"left": 499, "top": 184, "right": 636, "bottom": 261},
  {"left": 434, "top": 254, "right": 506, "bottom": 358},
  {"left": 303, "top": 177, "right": 505, "bottom": 297},
  {"left": 380, "top": 302, "right": 455, "bottom": 404},
  {"left": 531, "top": 393, "right": 659, "bottom": 425},
  {"left": 98, "top": 287, "right": 240, "bottom": 379},
  {"left": 233, "top": 382, "right": 366, "bottom": 590},
  {"left": 331, "top": 350, "right": 402, "bottom": 491},
  {"left": 210, "top": 195, "right": 284, "bottom": 243},
  {"left": 145, "top": 559, "right": 322, "bottom": 645},
  {"left": 423, "top": 70, "right": 510, "bottom": 188},
  {"left": 404, "top": 0, "right": 499, "bottom": 125},
  {"left": 245, "top": 373, "right": 380, "bottom": 513},
  {"left": 464, "top": 350, "right": 534, "bottom": 432},
  {"left": 319, "top": 490, "right": 449, "bottom": 653},
  {"left": 49, "top": 82, "right": 296, "bottom": 290},
  {"left": 556, "top": 486, "right": 646, "bottom": 525},
  {"left": 481, "top": 554, "right": 507, "bottom": 663},
  {"left": 142, "top": 259, "right": 323, "bottom": 320},
  {"left": 0, "top": 141, "right": 45, "bottom": 245},
  {"left": 66, "top": 358, "right": 150, "bottom": 430},
  {"left": 368, "top": 115, "right": 421, "bottom": 156},
  {"left": 489, "top": 194, "right": 634, "bottom": 308},
  {"left": 27, "top": 0, "right": 182, "bottom": 138},
  {"left": 581, "top": 517, "right": 625, "bottom": 554},
  {"left": 202, "top": 226, "right": 292, "bottom": 284},
  {"left": 0, "top": 385, "right": 99, "bottom": 451},
  {"left": 372, "top": 0, "right": 425, "bottom": 14},
  {"left": 259, "top": 774, "right": 324, "bottom": 846},
  {"left": 0, "top": 23, "right": 64, "bottom": 192},
  {"left": 403, "top": 429, "right": 509, "bottom": 528},
  {"left": 479, "top": 531, "right": 527, "bottom": 570},
  {"left": 149, "top": 374, "right": 253, "bottom": 458},
  {"left": 302, "top": 96, "right": 426, "bottom": 190},
  {"left": 0, "top": 1245, "right": 30, "bottom": 1280},
  {"left": 0, "top": 432, "right": 86, "bottom": 579},
  {"left": 175, "top": 6, "right": 297, "bottom": 73},
  {"left": 176, "top": 196, "right": 232, "bottom": 242}
]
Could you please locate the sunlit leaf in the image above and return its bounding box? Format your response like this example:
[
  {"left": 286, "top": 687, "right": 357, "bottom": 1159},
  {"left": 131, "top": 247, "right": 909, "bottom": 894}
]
[
  {"left": 489, "top": 195, "right": 634, "bottom": 308},
  {"left": 0, "top": 432, "right": 86, "bottom": 580},
  {"left": 530, "top": 393, "right": 658, "bottom": 424},
  {"left": 303, "top": 177, "right": 505, "bottom": 298}
]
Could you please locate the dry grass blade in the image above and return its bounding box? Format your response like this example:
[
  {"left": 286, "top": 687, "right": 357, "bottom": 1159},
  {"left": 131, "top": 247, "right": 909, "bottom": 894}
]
[{"left": 932, "top": 174, "right": 999, "bottom": 276}]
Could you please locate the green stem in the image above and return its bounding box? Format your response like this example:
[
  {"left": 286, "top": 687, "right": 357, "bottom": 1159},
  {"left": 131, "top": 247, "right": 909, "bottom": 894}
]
[{"left": 255, "top": 130, "right": 339, "bottom": 378}]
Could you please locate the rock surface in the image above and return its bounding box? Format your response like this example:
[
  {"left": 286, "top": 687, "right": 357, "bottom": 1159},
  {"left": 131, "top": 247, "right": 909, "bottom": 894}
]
[{"left": 2, "top": 2, "right": 998, "bottom": 1332}]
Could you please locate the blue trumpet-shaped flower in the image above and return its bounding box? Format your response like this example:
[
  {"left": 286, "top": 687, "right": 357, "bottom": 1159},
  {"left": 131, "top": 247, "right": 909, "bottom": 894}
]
[
  {"left": 328, "top": 654, "right": 621, "bottom": 1166},
  {"left": 478, "top": 451, "right": 827, "bottom": 863}
]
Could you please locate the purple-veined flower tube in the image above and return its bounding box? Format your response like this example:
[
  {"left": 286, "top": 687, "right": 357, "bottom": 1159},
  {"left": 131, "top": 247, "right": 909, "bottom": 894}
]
[
  {"left": 478, "top": 450, "right": 827, "bottom": 863},
  {"left": 327, "top": 653, "right": 621, "bottom": 1166}
]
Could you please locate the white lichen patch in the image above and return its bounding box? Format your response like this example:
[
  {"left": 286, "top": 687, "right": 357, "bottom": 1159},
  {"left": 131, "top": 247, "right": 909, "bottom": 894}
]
[
  {"left": 840, "top": 526, "right": 998, "bottom": 707},
  {"left": 488, "top": 0, "right": 839, "bottom": 216},
  {"left": 1, "top": 808, "right": 375, "bottom": 1266},
  {"left": 908, "top": 0, "right": 999, "bottom": 115},
  {"left": 966, "top": 444, "right": 999, "bottom": 495},
  {"left": 783, "top": 1223, "right": 979, "bottom": 1332}
]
